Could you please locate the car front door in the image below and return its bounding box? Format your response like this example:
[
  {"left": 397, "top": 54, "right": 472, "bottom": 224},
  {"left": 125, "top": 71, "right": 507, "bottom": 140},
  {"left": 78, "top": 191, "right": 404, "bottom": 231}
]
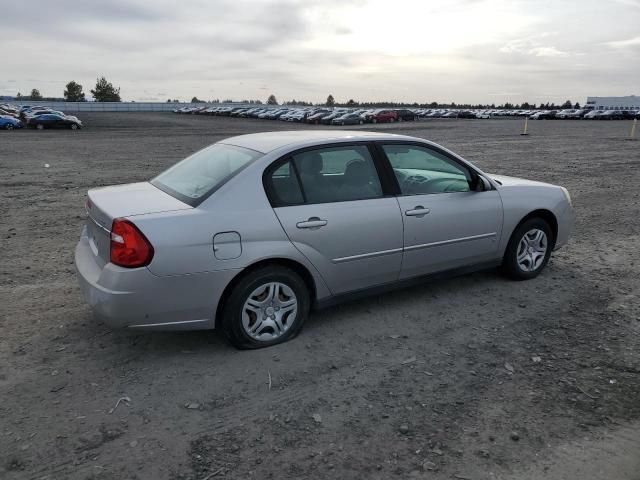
[
  {"left": 378, "top": 143, "right": 503, "bottom": 279},
  {"left": 266, "top": 144, "right": 404, "bottom": 295}
]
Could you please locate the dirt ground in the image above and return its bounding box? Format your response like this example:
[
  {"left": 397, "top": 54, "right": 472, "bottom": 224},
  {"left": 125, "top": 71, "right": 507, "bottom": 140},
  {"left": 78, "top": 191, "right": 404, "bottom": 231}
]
[{"left": 1, "top": 113, "right": 639, "bottom": 480}]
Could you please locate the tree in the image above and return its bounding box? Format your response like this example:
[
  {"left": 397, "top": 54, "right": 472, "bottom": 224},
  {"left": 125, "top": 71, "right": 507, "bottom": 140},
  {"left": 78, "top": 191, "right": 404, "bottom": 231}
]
[
  {"left": 574, "top": 102, "right": 581, "bottom": 109},
  {"left": 91, "top": 76, "right": 121, "bottom": 102},
  {"left": 191, "top": 96, "right": 205, "bottom": 103},
  {"left": 64, "top": 81, "right": 86, "bottom": 102},
  {"left": 31, "top": 89, "right": 43, "bottom": 100},
  {"left": 15, "top": 92, "right": 23, "bottom": 100},
  {"left": 326, "top": 94, "right": 335, "bottom": 107},
  {"left": 267, "top": 94, "right": 278, "bottom": 105},
  {"left": 561, "top": 100, "right": 573, "bottom": 109}
]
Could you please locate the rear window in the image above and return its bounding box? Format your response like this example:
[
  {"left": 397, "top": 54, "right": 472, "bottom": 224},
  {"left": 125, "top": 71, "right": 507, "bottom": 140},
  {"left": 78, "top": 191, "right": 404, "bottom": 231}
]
[{"left": 151, "top": 143, "right": 262, "bottom": 206}]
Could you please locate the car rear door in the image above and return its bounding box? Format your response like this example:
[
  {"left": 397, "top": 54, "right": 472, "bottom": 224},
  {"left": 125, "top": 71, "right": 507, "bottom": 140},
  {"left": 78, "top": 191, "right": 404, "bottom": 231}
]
[
  {"left": 378, "top": 143, "right": 503, "bottom": 279},
  {"left": 265, "top": 143, "right": 403, "bottom": 294}
]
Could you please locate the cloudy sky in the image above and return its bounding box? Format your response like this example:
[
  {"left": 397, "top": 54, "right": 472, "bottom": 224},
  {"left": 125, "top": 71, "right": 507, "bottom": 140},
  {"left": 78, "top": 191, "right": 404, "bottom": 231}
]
[{"left": 2, "top": 0, "right": 639, "bottom": 104}]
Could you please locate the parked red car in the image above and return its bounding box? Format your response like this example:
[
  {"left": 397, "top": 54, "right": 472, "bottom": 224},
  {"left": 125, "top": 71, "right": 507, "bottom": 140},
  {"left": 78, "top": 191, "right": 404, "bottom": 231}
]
[{"left": 370, "top": 109, "right": 398, "bottom": 123}]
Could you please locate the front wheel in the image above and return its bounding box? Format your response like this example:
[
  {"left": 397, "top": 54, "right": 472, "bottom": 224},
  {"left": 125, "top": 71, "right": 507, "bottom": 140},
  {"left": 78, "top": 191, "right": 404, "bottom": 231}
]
[
  {"left": 70, "top": 123, "right": 79, "bottom": 130},
  {"left": 36, "top": 124, "right": 44, "bottom": 130},
  {"left": 221, "top": 266, "right": 310, "bottom": 349},
  {"left": 6, "top": 124, "right": 14, "bottom": 130},
  {"left": 502, "top": 218, "right": 553, "bottom": 280}
]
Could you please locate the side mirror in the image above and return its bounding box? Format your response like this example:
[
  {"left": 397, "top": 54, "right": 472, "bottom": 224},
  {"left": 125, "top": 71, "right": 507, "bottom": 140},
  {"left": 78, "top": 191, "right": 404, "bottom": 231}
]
[
  {"left": 478, "top": 175, "right": 492, "bottom": 191},
  {"left": 471, "top": 173, "right": 491, "bottom": 192}
]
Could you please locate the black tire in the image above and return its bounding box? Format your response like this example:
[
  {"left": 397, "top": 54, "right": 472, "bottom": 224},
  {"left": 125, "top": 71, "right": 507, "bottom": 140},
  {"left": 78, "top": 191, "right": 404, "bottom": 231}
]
[
  {"left": 70, "top": 123, "right": 79, "bottom": 130},
  {"left": 6, "top": 124, "right": 13, "bottom": 130},
  {"left": 36, "top": 124, "right": 44, "bottom": 130},
  {"left": 501, "top": 217, "right": 554, "bottom": 280},
  {"left": 221, "top": 266, "right": 310, "bottom": 349}
]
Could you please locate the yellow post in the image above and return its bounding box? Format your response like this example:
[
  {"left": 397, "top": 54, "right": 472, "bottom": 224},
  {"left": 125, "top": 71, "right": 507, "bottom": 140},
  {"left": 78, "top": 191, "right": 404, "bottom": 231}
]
[
  {"left": 630, "top": 118, "right": 637, "bottom": 141},
  {"left": 520, "top": 117, "right": 529, "bottom": 136}
]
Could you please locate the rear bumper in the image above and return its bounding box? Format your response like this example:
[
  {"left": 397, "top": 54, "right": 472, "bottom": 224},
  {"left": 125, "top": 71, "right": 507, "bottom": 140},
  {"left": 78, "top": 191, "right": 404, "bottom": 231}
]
[{"left": 74, "top": 228, "right": 241, "bottom": 331}]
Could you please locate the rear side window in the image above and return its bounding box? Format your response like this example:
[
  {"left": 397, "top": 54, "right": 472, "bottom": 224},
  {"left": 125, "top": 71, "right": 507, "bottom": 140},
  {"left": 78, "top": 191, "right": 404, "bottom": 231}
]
[
  {"left": 266, "top": 145, "right": 383, "bottom": 206},
  {"left": 293, "top": 145, "right": 382, "bottom": 204},
  {"left": 266, "top": 160, "right": 304, "bottom": 206},
  {"left": 152, "top": 143, "right": 262, "bottom": 206}
]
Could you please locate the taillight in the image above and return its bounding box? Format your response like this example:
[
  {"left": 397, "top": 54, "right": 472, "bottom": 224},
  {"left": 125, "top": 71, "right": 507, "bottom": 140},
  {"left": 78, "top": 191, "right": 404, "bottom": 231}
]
[{"left": 110, "top": 218, "right": 154, "bottom": 268}]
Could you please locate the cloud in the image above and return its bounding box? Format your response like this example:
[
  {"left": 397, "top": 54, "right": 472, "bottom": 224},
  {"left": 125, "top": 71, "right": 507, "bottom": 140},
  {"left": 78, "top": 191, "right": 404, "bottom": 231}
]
[
  {"left": 0, "top": 0, "right": 639, "bottom": 103},
  {"left": 500, "top": 34, "right": 569, "bottom": 57},
  {"left": 604, "top": 35, "right": 640, "bottom": 48},
  {"left": 529, "top": 46, "right": 569, "bottom": 57},
  {"left": 613, "top": 0, "right": 640, "bottom": 7}
]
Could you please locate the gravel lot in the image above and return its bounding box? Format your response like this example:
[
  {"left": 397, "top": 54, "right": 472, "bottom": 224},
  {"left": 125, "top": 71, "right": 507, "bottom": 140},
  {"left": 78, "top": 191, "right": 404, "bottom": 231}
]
[{"left": 1, "top": 113, "right": 639, "bottom": 480}]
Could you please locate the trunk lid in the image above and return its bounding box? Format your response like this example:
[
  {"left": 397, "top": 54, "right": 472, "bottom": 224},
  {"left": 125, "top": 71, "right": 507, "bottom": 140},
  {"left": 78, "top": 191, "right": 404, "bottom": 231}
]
[{"left": 85, "top": 182, "right": 191, "bottom": 266}]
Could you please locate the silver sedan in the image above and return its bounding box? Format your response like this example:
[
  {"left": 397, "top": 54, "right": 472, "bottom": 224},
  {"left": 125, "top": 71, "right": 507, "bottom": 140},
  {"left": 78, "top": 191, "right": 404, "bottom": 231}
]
[{"left": 75, "top": 131, "right": 574, "bottom": 348}]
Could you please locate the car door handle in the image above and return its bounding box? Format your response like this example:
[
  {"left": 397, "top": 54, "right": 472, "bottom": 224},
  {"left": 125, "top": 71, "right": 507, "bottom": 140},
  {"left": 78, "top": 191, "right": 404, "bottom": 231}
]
[
  {"left": 296, "top": 217, "right": 328, "bottom": 229},
  {"left": 405, "top": 206, "right": 430, "bottom": 217}
]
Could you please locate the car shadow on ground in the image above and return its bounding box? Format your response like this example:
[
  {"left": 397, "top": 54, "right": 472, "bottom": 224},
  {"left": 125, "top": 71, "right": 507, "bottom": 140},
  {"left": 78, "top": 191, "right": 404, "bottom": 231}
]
[{"left": 87, "top": 267, "right": 508, "bottom": 358}]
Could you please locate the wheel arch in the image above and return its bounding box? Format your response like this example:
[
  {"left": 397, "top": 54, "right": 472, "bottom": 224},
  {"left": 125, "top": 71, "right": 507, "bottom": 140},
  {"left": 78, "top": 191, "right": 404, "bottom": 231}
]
[
  {"left": 511, "top": 209, "right": 558, "bottom": 247},
  {"left": 214, "top": 257, "right": 318, "bottom": 329}
]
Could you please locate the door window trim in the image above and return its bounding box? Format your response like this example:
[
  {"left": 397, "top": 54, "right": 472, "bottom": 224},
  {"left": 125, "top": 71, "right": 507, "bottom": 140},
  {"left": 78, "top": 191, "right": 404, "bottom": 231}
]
[{"left": 262, "top": 141, "right": 396, "bottom": 208}]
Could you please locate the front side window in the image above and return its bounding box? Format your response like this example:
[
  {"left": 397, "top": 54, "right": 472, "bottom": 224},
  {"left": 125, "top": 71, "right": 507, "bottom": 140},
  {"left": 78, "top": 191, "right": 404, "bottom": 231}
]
[
  {"left": 152, "top": 143, "right": 262, "bottom": 204},
  {"left": 382, "top": 144, "right": 472, "bottom": 195}
]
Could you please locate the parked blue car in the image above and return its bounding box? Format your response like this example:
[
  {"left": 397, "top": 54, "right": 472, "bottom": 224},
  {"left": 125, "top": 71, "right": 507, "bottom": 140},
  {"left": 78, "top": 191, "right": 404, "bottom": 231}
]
[{"left": 0, "top": 116, "right": 22, "bottom": 130}]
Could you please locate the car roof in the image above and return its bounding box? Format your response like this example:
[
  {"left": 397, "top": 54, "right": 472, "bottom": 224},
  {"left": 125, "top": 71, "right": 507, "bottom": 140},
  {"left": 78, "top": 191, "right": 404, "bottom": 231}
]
[{"left": 220, "top": 130, "right": 414, "bottom": 153}]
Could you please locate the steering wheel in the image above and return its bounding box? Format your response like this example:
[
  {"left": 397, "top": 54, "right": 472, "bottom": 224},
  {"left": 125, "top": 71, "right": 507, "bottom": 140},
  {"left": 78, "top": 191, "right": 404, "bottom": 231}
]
[
  {"left": 403, "top": 174, "right": 431, "bottom": 194},
  {"left": 421, "top": 177, "right": 470, "bottom": 193}
]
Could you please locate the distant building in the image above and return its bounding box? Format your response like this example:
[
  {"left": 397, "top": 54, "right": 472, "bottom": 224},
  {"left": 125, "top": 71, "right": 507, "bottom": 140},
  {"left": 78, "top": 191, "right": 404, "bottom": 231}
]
[{"left": 585, "top": 95, "right": 640, "bottom": 111}]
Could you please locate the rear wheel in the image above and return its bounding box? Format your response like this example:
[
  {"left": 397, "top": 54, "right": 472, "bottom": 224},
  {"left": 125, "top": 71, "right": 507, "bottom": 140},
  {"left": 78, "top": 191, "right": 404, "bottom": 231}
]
[
  {"left": 70, "top": 123, "right": 79, "bottom": 130},
  {"left": 398, "top": 117, "right": 403, "bottom": 122},
  {"left": 359, "top": 120, "right": 363, "bottom": 125},
  {"left": 36, "top": 124, "right": 44, "bottom": 130},
  {"left": 221, "top": 266, "right": 310, "bottom": 349},
  {"left": 372, "top": 118, "right": 377, "bottom": 124},
  {"left": 6, "top": 124, "right": 13, "bottom": 130},
  {"left": 502, "top": 218, "right": 553, "bottom": 280}
]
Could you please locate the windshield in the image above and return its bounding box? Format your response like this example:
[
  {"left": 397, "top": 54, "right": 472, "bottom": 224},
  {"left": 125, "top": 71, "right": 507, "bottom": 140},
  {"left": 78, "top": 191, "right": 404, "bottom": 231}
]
[{"left": 151, "top": 143, "right": 262, "bottom": 205}]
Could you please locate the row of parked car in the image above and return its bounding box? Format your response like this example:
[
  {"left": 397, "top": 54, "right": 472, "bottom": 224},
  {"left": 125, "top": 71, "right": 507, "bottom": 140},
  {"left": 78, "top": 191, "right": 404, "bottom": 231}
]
[
  {"left": 529, "top": 108, "right": 640, "bottom": 120},
  {"left": 174, "top": 105, "right": 640, "bottom": 124},
  {"left": 174, "top": 105, "right": 422, "bottom": 124},
  {"left": 0, "top": 104, "right": 83, "bottom": 130}
]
